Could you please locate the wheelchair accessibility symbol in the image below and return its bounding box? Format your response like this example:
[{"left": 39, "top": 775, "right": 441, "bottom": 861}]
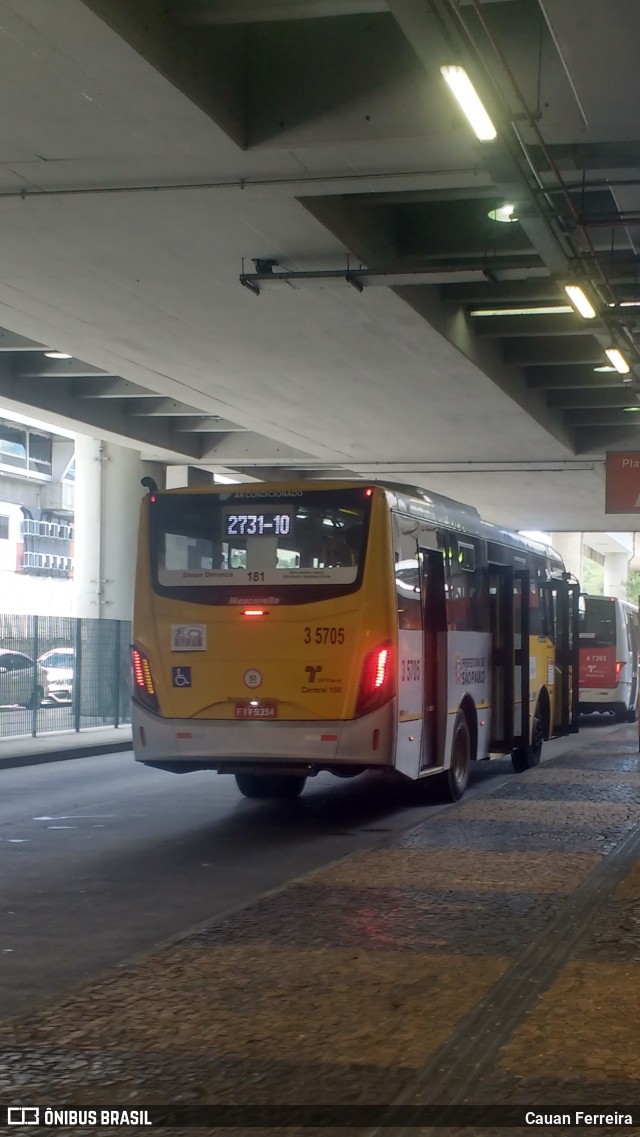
[{"left": 172, "top": 666, "right": 192, "bottom": 688}]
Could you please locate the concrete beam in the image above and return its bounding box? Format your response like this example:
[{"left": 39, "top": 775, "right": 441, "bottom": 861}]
[
  {"left": 442, "top": 280, "right": 562, "bottom": 306},
  {"left": 172, "top": 418, "right": 248, "bottom": 432},
  {"left": 179, "top": 0, "right": 386, "bottom": 21},
  {"left": 504, "top": 337, "right": 605, "bottom": 366},
  {"left": 125, "top": 398, "right": 207, "bottom": 417},
  {"left": 565, "top": 407, "right": 640, "bottom": 427},
  {"left": 199, "top": 432, "right": 320, "bottom": 463},
  {"left": 474, "top": 314, "right": 592, "bottom": 338},
  {"left": 575, "top": 425, "right": 640, "bottom": 454},
  {"left": 526, "top": 366, "right": 620, "bottom": 389},
  {"left": 0, "top": 370, "right": 202, "bottom": 460},
  {"left": 0, "top": 331, "right": 53, "bottom": 352},
  {"left": 75, "top": 378, "right": 159, "bottom": 399},
  {"left": 16, "top": 360, "right": 109, "bottom": 379},
  {"left": 547, "top": 387, "right": 638, "bottom": 410}
]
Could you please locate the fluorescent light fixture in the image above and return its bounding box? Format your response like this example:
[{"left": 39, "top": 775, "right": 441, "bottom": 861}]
[
  {"left": 593, "top": 365, "right": 617, "bottom": 372},
  {"left": 609, "top": 301, "right": 640, "bottom": 308},
  {"left": 44, "top": 351, "right": 72, "bottom": 359},
  {"left": 564, "top": 284, "right": 596, "bottom": 319},
  {"left": 605, "top": 347, "right": 631, "bottom": 375},
  {"left": 470, "top": 306, "right": 572, "bottom": 317},
  {"left": 488, "top": 203, "right": 518, "bottom": 223},
  {"left": 440, "top": 65, "right": 497, "bottom": 142},
  {"left": 622, "top": 406, "right": 640, "bottom": 413}
]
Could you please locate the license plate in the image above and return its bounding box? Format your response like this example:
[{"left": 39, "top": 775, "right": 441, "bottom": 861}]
[{"left": 234, "top": 701, "right": 278, "bottom": 719}]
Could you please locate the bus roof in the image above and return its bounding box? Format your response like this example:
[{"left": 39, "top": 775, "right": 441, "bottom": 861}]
[{"left": 148, "top": 478, "right": 566, "bottom": 572}]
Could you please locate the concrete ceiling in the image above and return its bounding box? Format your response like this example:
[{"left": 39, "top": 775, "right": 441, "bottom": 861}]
[{"left": 0, "top": 0, "right": 639, "bottom": 528}]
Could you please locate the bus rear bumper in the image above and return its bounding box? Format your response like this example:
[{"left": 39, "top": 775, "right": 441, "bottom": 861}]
[
  {"left": 579, "top": 684, "right": 631, "bottom": 714},
  {"left": 132, "top": 699, "right": 396, "bottom": 773}
]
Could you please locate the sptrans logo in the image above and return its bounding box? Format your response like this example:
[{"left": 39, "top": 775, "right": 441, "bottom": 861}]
[{"left": 454, "top": 655, "right": 486, "bottom": 685}]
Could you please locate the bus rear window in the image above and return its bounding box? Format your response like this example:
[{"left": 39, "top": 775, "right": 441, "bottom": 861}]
[
  {"left": 579, "top": 597, "right": 617, "bottom": 647},
  {"left": 149, "top": 489, "right": 371, "bottom": 605}
]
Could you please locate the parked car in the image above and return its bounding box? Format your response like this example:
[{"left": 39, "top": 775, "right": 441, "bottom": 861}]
[
  {"left": 0, "top": 650, "right": 50, "bottom": 708},
  {"left": 37, "top": 647, "right": 74, "bottom": 704}
]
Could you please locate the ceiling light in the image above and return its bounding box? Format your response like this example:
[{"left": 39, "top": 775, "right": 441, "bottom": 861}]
[
  {"left": 605, "top": 347, "right": 631, "bottom": 375},
  {"left": 440, "top": 66, "right": 497, "bottom": 142},
  {"left": 593, "top": 365, "right": 617, "bottom": 372},
  {"left": 622, "top": 406, "right": 640, "bottom": 413},
  {"left": 44, "top": 351, "right": 72, "bottom": 359},
  {"left": 488, "top": 203, "right": 519, "bottom": 223},
  {"left": 469, "top": 306, "right": 572, "bottom": 317},
  {"left": 608, "top": 301, "right": 640, "bottom": 308},
  {"left": 564, "top": 284, "right": 596, "bottom": 320}
]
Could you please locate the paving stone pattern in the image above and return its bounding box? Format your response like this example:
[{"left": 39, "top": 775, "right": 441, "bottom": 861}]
[{"left": 1, "top": 731, "right": 640, "bottom": 1136}]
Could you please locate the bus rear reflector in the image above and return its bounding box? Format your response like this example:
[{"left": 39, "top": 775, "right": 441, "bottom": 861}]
[
  {"left": 355, "top": 641, "right": 394, "bottom": 717},
  {"left": 131, "top": 646, "right": 159, "bottom": 711}
]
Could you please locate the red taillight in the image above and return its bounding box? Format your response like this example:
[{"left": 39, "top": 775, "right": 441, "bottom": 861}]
[
  {"left": 355, "top": 641, "right": 394, "bottom": 717},
  {"left": 243, "top": 609, "right": 265, "bottom": 617},
  {"left": 616, "top": 661, "right": 626, "bottom": 681},
  {"left": 131, "top": 646, "right": 159, "bottom": 711}
]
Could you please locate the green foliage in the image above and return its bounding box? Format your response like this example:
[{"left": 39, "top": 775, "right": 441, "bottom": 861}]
[
  {"left": 580, "top": 558, "right": 604, "bottom": 595},
  {"left": 624, "top": 568, "right": 640, "bottom": 604}
]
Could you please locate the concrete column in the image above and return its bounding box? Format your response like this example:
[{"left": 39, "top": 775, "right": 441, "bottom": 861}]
[
  {"left": 603, "top": 552, "right": 629, "bottom": 600},
  {"left": 73, "top": 436, "right": 102, "bottom": 620},
  {"left": 548, "top": 532, "right": 583, "bottom": 582},
  {"left": 73, "top": 437, "right": 148, "bottom": 621}
]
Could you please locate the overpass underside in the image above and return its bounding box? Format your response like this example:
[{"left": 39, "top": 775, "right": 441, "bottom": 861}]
[{"left": 0, "top": 1, "right": 639, "bottom": 528}]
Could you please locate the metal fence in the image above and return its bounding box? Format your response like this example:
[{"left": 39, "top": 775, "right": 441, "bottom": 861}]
[{"left": 0, "top": 614, "right": 131, "bottom": 739}]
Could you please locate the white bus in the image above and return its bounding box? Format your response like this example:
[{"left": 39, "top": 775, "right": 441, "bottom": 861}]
[{"left": 579, "top": 594, "right": 639, "bottom": 722}]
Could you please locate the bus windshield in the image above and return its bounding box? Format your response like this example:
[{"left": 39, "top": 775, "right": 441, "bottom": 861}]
[
  {"left": 579, "top": 596, "right": 617, "bottom": 647},
  {"left": 149, "top": 488, "right": 372, "bottom": 605}
]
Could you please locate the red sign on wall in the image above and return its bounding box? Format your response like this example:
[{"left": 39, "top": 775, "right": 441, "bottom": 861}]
[
  {"left": 605, "top": 451, "right": 640, "bottom": 512},
  {"left": 579, "top": 646, "right": 617, "bottom": 688}
]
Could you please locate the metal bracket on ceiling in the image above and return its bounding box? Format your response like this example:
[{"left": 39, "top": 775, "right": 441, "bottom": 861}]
[{"left": 239, "top": 256, "right": 369, "bottom": 295}]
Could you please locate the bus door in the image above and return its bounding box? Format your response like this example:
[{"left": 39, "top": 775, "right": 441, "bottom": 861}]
[
  {"left": 513, "top": 569, "right": 531, "bottom": 755},
  {"left": 419, "top": 547, "right": 446, "bottom": 770},
  {"left": 549, "top": 577, "right": 580, "bottom": 734},
  {"left": 488, "top": 565, "right": 515, "bottom": 752},
  {"left": 394, "top": 538, "right": 443, "bottom": 779},
  {"left": 394, "top": 539, "right": 424, "bottom": 779},
  {"left": 627, "top": 609, "right": 639, "bottom": 712}
]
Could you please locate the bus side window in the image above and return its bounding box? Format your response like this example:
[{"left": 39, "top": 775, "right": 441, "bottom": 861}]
[
  {"left": 393, "top": 518, "right": 421, "bottom": 630},
  {"left": 444, "top": 537, "right": 489, "bottom": 633}
]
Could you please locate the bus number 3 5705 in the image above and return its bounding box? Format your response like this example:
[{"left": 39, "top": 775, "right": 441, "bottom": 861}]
[{"left": 304, "top": 627, "right": 345, "bottom": 645}]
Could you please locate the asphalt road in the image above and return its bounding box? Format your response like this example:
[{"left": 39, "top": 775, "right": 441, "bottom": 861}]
[{"left": 0, "top": 718, "right": 625, "bottom": 1020}]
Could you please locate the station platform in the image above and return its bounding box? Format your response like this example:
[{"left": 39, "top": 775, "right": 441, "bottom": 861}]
[
  {"left": 0, "top": 725, "right": 132, "bottom": 771},
  {"left": 1, "top": 727, "right": 640, "bottom": 1135}
]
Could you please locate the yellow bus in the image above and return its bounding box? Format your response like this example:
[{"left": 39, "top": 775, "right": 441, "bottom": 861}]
[{"left": 131, "top": 480, "right": 579, "bottom": 801}]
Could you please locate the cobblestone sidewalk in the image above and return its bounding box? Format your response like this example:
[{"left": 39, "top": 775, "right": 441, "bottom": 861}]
[{"left": 1, "top": 732, "right": 640, "bottom": 1136}]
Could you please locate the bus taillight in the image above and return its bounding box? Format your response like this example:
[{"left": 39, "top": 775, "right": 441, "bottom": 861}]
[
  {"left": 131, "top": 646, "right": 159, "bottom": 711},
  {"left": 616, "top": 660, "right": 626, "bottom": 682},
  {"left": 355, "top": 641, "right": 394, "bottom": 717}
]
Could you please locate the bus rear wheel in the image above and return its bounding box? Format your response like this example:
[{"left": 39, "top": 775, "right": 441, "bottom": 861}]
[
  {"left": 434, "top": 711, "right": 471, "bottom": 802},
  {"left": 512, "top": 712, "right": 543, "bottom": 772},
  {"left": 235, "top": 773, "right": 306, "bottom": 800}
]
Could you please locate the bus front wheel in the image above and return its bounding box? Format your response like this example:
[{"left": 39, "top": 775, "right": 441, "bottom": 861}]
[
  {"left": 235, "top": 773, "right": 306, "bottom": 800},
  {"left": 512, "top": 713, "right": 543, "bottom": 772}
]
